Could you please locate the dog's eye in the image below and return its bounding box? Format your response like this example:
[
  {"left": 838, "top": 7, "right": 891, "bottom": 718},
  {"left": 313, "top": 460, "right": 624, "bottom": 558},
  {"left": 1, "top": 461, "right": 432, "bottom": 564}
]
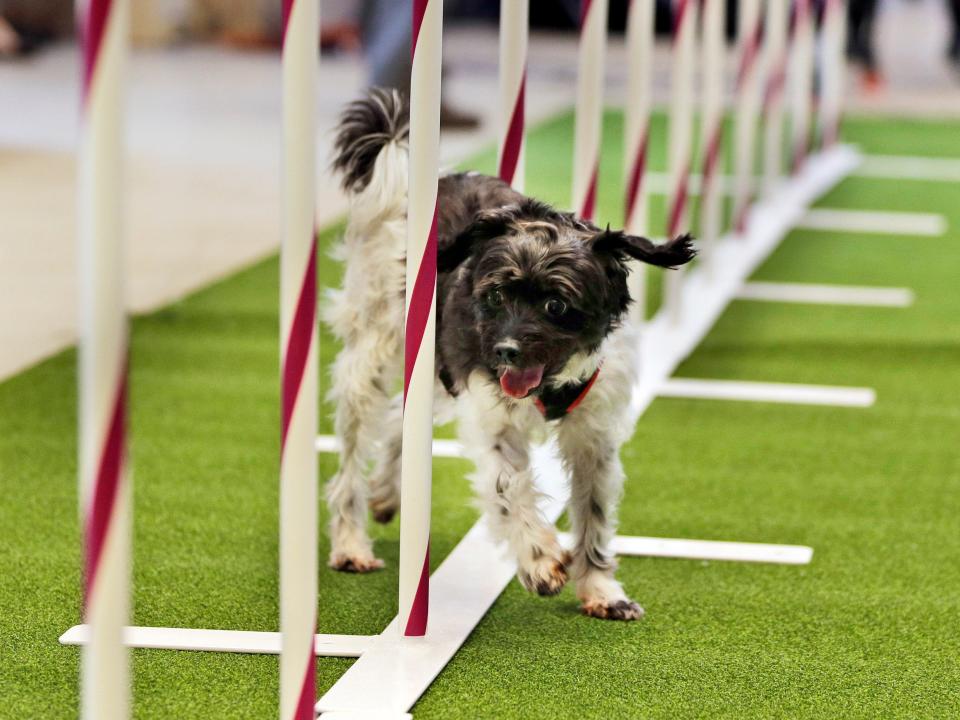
[
  {"left": 486, "top": 289, "right": 504, "bottom": 308},
  {"left": 545, "top": 298, "right": 568, "bottom": 317}
]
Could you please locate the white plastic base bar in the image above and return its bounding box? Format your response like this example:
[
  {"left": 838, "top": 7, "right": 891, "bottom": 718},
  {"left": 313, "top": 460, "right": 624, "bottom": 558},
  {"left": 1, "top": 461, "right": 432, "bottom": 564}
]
[
  {"left": 855, "top": 154, "right": 960, "bottom": 183},
  {"left": 659, "top": 378, "right": 875, "bottom": 407},
  {"left": 609, "top": 535, "right": 813, "bottom": 564},
  {"left": 737, "top": 281, "right": 914, "bottom": 307},
  {"left": 59, "top": 625, "right": 373, "bottom": 657},
  {"left": 320, "top": 713, "right": 412, "bottom": 720},
  {"left": 648, "top": 153, "right": 960, "bottom": 190},
  {"left": 797, "top": 208, "right": 946, "bottom": 236},
  {"left": 315, "top": 434, "right": 464, "bottom": 459},
  {"left": 315, "top": 144, "right": 857, "bottom": 718},
  {"left": 644, "top": 170, "right": 742, "bottom": 195}
]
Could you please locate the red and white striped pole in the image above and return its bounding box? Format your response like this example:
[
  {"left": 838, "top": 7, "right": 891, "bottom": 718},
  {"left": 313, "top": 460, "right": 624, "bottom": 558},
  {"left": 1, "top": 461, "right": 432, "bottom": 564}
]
[
  {"left": 818, "top": 0, "right": 846, "bottom": 148},
  {"left": 498, "top": 0, "right": 528, "bottom": 191},
  {"left": 699, "top": 0, "right": 726, "bottom": 266},
  {"left": 571, "top": 0, "right": 608, "bottom": 220},
  {"left": 77, "top": 1, "right": 130, "bottom": 718},
  {"left": 732, "top": 0, "right": 763, "bottom": 233},
  {"left": 400, "top": 0, "right": 442, "bottom": 638},
  {"left": 664, "top": 0, "right": 697, "bottom": 323},
  {"left": 763, "top": 0, "right": 790, "bottom": 191},
  {"left": 279, "top": 1, "right": 318, "bottom": 718},
  {"left": 623, "top": 0, "right": 654, "bottom": 323},
  {"left": 788, "top": 0, "right": 814, "bottom": 172}
]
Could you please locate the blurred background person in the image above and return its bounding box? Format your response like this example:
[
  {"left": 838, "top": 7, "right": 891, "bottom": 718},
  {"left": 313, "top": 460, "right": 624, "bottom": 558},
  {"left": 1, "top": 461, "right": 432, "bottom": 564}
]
[
  {"left": 948, "top": 0, "right": 960, "bottom": 67},
  {"left": 0, "top": 0, "right": 72, "bottom": 57},
  {"left": 847, "top": 0, "right": 882, "bottom": 89}
]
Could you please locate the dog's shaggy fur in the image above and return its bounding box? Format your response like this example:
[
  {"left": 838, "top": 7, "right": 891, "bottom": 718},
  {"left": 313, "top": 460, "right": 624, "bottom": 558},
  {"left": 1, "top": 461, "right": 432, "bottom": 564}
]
[{"left": 325, "top": 88, "right": 696, "bottom": 619}]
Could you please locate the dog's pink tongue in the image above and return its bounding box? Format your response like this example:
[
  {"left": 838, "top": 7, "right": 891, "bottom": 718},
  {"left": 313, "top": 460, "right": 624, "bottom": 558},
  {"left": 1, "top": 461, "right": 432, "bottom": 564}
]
[{"left": 500, "top": 366, "right": 544, "bottom": 399}]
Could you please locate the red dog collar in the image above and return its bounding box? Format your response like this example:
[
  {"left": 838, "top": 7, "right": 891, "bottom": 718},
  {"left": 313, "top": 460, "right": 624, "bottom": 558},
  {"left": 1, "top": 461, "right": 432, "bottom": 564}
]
[{"left": 533, "top": 364, "right": 602, "bottom": 420}]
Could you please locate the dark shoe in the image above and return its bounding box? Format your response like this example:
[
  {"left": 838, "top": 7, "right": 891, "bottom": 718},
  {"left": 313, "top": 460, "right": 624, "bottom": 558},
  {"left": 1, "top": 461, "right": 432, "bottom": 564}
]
[
  {"left": 948, "top": 35, "right": 960, "bottom": 68},
  {"left": 440, "top": 103, "right": 480, "bottom": 131}
]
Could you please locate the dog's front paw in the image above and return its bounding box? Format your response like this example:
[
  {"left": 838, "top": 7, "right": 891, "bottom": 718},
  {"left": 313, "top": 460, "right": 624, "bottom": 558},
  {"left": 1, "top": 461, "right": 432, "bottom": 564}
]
[
  {"left": 518, "top": 550, "right": 571, "bottom": 596},
  {"left": 580, "top": 597, "right": 645, "bottom": 621},
  {"left": 329, "top": 552, "right": 385, "bottom": 573},
  {"left": 576, "top": 571, "right": 644, "bottom": 620}
]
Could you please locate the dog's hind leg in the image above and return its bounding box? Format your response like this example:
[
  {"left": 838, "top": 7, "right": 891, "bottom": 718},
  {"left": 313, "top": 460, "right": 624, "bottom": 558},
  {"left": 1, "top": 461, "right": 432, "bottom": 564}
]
[
  {"left": 326, "top": 338, "right": 396, "bottom": 572},
  {"left": 556, "top": 419, "right": 644, "bottom": 621},
  {"left": 367, "top": 392, "right": 402, "bottom": 524},
  {"left": 368, "top": 378, "right": 457, "bottom": 524}
]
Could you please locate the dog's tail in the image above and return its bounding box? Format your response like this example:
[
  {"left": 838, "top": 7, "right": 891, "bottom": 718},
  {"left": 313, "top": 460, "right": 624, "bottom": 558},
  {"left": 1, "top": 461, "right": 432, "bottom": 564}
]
[{"left": 332, "top": 87, "right": 409, "bottom": 217}]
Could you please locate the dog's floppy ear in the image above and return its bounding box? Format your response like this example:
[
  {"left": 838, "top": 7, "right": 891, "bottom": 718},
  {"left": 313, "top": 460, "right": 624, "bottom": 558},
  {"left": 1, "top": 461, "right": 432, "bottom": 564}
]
[
  {"left": 591, "top": 227, "right": 697, "bottom": 269},
  {"left": 438, "top": 206, "right": 518, "bottom": 273}
]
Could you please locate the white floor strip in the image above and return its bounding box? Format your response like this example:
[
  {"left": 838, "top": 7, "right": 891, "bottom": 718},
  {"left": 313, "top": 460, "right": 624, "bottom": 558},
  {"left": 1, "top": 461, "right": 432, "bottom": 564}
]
[
  {"left": 659, "top": 378, "right": 876, "bottom": 407},
  {"left": 609, "top": 535, "right": 812, "bottom": 565},
  {"left": 797, "top": 208, "right": 946, "bottom": 236},
  {"left": 559, "top": 533, "right": 812, "bottom": 565},
  {"left": 648, "top": 153, "right": 960, "bottom": 194},
  {"left": 315, "top": 434, "right": 464, "bottom": 459},
  {"left": 58, "top": 625, "right": 373, "bottom": 657},
  {"left": 644, "top": 171, "right": 730, "bottom": 196},
  {"left": 321, "top": 714, "right": 411, "bottom": 720},
  {"left": 855, "top": 154, "right": 960, "bottom": 183},
  {"left": 316, "top": 144, "right": 857, "bottom": 717},
  {"left": 737, "top": 281, "right": 915, "bottom": 307}
]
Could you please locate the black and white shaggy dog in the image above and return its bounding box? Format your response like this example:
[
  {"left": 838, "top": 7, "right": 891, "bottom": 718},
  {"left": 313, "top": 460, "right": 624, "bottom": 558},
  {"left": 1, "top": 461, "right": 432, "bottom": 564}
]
[{"left": 325, "top": 88, "right": 695, "bottom": 620}]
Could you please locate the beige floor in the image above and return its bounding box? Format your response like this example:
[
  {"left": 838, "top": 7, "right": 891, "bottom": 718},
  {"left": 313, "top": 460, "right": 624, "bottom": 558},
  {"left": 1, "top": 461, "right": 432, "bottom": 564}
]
[
  {"left": 0, "top": 149, "right": 291, "bottom": 377},
  {"left": 2, "top": 2, "right": 959, "bottom": 381}
]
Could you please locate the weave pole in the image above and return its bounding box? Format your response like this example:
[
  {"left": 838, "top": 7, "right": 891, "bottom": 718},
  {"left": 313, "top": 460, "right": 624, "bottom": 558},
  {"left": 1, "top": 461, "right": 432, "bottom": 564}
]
[
  {"left": 498, "top": 0, "right": 528, "bottom": 191},
  {"left": 77, "top": 1, "right": 131, "bottom": 718},
  {"left": 817, "top": 0, "right": 846, "bottom": 147},
  {"left": 788, "top": 0, "right": 814, "bottom": 171},
  {"left": 279, "top": 0, "right": 318, "bottom": 717},
  {"left": 623, "top": 0, "right": 654, "bottom": 323},
  {"left": 732, "top": 0, "right": 763, "bottom": 233},
  {"left": 664, "top": 0, "right": 698, "bottom": 323},
  {"left": 571, "top": 0, "right": 609, "bottom": 220},
  {"left": 699, "top": 0, "right": 726, "bottom": 267},
  {"left": 400, "top": 0, "right": 442, "bottom": 638},
  {"left": 763, "top": 0, "right": 789, "bottom": 191}
]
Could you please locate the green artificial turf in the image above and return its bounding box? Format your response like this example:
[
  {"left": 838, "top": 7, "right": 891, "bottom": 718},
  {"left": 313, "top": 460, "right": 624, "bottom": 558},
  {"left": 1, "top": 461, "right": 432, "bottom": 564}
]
[{"left": 2, "top": 111, "right": 960, "bottom": 718}]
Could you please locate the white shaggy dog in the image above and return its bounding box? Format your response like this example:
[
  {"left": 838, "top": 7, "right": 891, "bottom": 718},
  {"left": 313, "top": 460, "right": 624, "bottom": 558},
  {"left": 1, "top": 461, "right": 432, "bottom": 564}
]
[{"left": 324, "top": 89, "right": 695, "bottom": 620}]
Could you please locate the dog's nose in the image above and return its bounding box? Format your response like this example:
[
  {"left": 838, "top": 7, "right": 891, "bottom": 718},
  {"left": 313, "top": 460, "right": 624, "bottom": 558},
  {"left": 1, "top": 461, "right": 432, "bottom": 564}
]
[{"left": 494, "top": 343, "right": 520, "bottom": 365}]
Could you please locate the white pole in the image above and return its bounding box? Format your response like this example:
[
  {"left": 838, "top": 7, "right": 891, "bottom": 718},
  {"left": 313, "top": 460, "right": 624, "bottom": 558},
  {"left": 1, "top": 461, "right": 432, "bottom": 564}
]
[
  {"left": 732, "top": 0, "right": 763, "bottom": 232},
  {"left": 818, "top": 0, "right": 846, "bottom": 148},
  {"left": 77, "top": 1, "right": 130, "bottom": 718},
  {"left": 279, "top": 0, "right": 319, "bottom": 717},
  {"left": 789, "top": 0, "right": 815, "bottom": 171},
  {"left": 400, "top": 0, "right": 442, "bottom": 638},
  {"left": 498, "top": 0, "right": 528, "bottom": 191},
  {"left": 623, "top": 0, "right": 654, "bottom": 323},
  {"left": 571, "top": 0, "right": 609, "bottom": 220},
  {"left": 699, "top": 0, "right": 726, "bottom": 267},
  {"left": 763, "top": 0, "right": 789, "bottom": 191},
  {"left": 664, "top": 0, "right": 698, "bottom": 323}
]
